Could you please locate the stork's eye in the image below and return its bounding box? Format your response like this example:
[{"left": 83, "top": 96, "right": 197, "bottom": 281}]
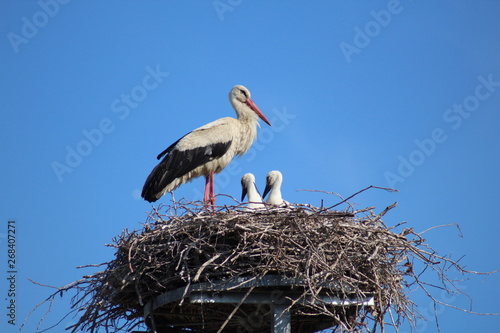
[{"left": 240, "top": 89, "right": 248, "bottom": 98}]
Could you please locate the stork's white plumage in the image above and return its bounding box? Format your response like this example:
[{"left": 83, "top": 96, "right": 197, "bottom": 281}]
[
  {"left": 141, "top": 85, "right": 271, "bottom": 207},
  {"left": 263, "top": 170, "right": 289, "bottom": 207},
  {"left": 241, "top": 173, "right": 264, "bottom": 210}
]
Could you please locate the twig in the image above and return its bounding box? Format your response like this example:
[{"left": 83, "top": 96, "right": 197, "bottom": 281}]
[
  {"left": 216, "top": 286, "right": 256, "bottom": 333},
  {"left": 326, "top": 185, "right": 398, "bottom": 209},
  {"left": 419, "top": 223, "right": 462, "bottom": 238}
]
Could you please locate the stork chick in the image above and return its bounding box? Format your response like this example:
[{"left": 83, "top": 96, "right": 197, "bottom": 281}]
[
  {"left": 263, "top": 170, "right": 289, "bottom": 207},
  {"left": 241, "top": 173, "right": 265, "bottom": 210}
]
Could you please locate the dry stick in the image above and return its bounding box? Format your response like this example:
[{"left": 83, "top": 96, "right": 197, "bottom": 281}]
[
  {"left": 369, "top": 202, "right": 398, "bottom": 224},
  {"left": 76, "top": 263, "right": 107, "bottom": 269},
  {"left": 128, "top": 239, "right": 137, "bottom": 273},
  {"left": 419, "top": 223, "right": 463, "bottom": 237},
  {"left": 296, "top": 188, "right": 355, "bottom": 210},
  {"left": 193, "top": 253, "right": 223, "bottom": 282},
  {"left": 36, "top": 297, "right": 54, "bottom": 333},
  {"left": 327, "top": 185, "right": 399, "bottom": 210},
  {"left": 20, "top": 294, "right": 54, "bottom": 333},
  {"left": 416, "top": 277, "right": 500, "bottom": 316},
  {"left": 216, "top": 286, "right": 256, "bottom": 333},
  {"left": 21, "top": 278, "right": 86, "bottom": 333},
  {"left": 38, "top": 309, "right": 79, "bottom": 333}
]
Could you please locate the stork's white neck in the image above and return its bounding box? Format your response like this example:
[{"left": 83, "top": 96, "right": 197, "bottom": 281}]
[
  {"left": 231, "top": 100, "right": 259, "bottom": 124},
  {"left": 267, "top": 187, "right": 282, "bottom": 204},
  {"left": 242, "top": 173, "right": 264, "bottom": 210},
  {"left": 246, "top": 183, "right": 262, "bottom": 203},
  {"left": 265, "top": 171, "right": 285, "bottom": 205},
  {"left": 267, "top": 177, "right": 283, "bottom": 203}
]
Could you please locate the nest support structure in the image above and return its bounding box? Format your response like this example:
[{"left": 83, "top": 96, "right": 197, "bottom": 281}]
[{"left": 144, "top": 274, "right": 375, "bottom": 333}]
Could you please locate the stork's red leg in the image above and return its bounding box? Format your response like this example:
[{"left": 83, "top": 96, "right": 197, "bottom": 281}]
[
  {"left": 203, "top": 175, "right": 210, "bottom": 204},
  {"left": 209, "top": 171, "right": 216, "bottom": 209}
]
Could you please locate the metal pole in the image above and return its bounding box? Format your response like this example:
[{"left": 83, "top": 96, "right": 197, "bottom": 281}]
[{"left": 272, "top": 303, "right": 291, "bottom": 333}]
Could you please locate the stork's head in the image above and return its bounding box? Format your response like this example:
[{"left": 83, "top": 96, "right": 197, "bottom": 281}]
[
  {"left": 241, "top": 172, "right": 257, "bottom": 201},
  {"left": 263, "top": 170, "right": 283, "bottom": 198},
  {"left": 241, "top": 172, "right": 257, "bottom": 186},
  {"left": 230, "top": 85, "right": 271, "bottom": 126},
  {"left": 231, "top": 85, "right": 252, "bottom": 103}
]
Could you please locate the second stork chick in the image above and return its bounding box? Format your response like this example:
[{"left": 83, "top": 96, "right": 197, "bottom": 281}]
[
  {"left": 263, "top": 170, "right": 289, "bottom": 207},
  {"left": 241, "top": 173, "right": 265, "bottom": 210}
]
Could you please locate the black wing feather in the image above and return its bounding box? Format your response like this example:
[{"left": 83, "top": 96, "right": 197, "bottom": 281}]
[
  {"left": 156, "top": 134, "right": 187, "bottom": 160},
  {"left": 141, "top": 140, "right": 232, "bottom": 202}
]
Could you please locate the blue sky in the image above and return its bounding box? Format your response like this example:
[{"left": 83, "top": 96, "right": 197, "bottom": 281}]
[{"left": 1, "top": 1, "right": 499, "bottom": 332}]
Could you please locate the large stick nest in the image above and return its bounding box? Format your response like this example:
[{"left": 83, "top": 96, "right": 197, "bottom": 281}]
[
  {"left": 26, "top": 195, "right": 489, "bottom": 333},
  {"left": 64, "top": 200, "right": 430, "bottom": 333}
]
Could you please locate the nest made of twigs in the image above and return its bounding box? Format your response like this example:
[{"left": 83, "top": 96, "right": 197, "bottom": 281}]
[{"left": 63, "top": 201, "right": 437, "bottom": 333}]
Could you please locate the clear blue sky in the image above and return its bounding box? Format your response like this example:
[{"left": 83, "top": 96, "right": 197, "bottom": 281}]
[{"left": 1, "top": 1, "right": 499, "bottom": 332}]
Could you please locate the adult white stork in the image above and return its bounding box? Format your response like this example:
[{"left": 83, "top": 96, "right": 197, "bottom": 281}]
[
  {"left": 141, "top": 85, "right": 271, "bottom": 207},
  {"left": 241, "top": 173, "right": 265, "bottom": 210},
  {"left": 263, "top": 170, "right": 289, "bottom": 207}
]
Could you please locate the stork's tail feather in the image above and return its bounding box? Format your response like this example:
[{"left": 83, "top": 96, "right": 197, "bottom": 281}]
[
  {"left": 141, "top": 177, "right": 162, "bottom": 202},
  {"left": 141, "top": 187, "right": 160, "bottom": 203}
]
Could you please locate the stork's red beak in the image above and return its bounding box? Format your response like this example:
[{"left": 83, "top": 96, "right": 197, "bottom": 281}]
[{"left": 246, "top": 98, "right": 272, "bottom": 126}]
